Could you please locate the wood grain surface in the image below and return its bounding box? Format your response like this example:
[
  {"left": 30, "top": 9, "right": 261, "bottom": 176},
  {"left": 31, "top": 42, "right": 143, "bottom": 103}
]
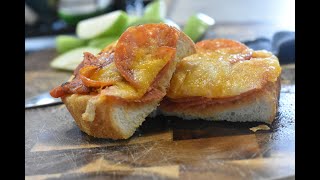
[{"left": 25, "top": 41, "right": 295, "bottom": 179}]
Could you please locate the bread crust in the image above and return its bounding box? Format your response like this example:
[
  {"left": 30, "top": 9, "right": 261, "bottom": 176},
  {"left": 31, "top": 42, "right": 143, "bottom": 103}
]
[{"left": 62, "top": 95, "right": 158, "bottom": 139}]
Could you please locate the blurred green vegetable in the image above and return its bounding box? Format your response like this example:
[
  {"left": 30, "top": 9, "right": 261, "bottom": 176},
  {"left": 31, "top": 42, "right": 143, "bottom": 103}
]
[
  {"left": 127, "top": 15, "right": 140, "bottom": 25},
  {"left": 88, "top": 36, "right": 119, "bottom": 49},
  {"left": 127, "top": 0, "right": 166, "bottom": 27},
  {"left": 76, "top": 10, "right": 129, "bottom": 39},
  {"left": 50, "top": 47, "right": 101, "bottom": 71},
  {"left": 183, "top": 13, "right": 215, "bottom": 42},
  {"left": 144, "top": 0, "right": 166, "bottom": 21},
  {"left": 58, "top": 10, "right": 103, "bottom": 26},
  {"left": 56, "top": 35, "right": 87, "bottom": 54}
]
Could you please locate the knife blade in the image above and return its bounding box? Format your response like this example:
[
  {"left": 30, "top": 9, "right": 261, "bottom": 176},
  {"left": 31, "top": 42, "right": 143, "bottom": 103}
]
[{"left": 25, "top": 92, "right": 63, "bottom": 109}]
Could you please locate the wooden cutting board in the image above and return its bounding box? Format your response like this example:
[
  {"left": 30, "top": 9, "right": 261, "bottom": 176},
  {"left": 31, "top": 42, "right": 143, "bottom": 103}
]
[{"left": 25, "top": 49, "right": 295, "bottom": 180}]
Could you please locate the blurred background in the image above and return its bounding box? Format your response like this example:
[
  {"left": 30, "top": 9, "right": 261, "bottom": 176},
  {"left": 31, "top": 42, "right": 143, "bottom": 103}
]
[
  {"left": 25, "top": 0, "right": 295, "bottom": 36},
  {"left": 25, "top": 0, "right": 295, "bottom": 63}
]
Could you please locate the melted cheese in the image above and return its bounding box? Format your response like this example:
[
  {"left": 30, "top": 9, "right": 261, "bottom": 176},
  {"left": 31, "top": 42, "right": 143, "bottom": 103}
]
[
  {"left": 131, "top": 48, "right": 172, "bottom": 89},
  {"left": 98, "top": 50, "right": 172, "bottom": 100},
  {"left": 90, "top": 63, "right": 123, "bottom": 83},
  {"left": 167, "top": 50, "right": 281, "bottom": 99}
]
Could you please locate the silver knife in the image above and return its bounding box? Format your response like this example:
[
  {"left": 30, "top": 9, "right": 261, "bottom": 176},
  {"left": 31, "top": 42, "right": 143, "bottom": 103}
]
[{"left": 25, "top": 92, "right": 63, "bottom": 109}]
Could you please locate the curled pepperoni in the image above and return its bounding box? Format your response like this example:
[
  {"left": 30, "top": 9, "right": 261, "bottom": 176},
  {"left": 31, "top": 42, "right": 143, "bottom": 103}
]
[
  {"left": 114, "top": 23, "right": 180, "bottom": 87},
  {"left": 196, "top": 39, "right": 253, "bottom": 63}
]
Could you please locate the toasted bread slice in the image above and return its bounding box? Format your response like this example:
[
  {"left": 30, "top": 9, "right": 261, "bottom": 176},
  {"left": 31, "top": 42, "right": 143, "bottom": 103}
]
[
  {"left": 62, "top": 94, "right": 159, "bottom": 139},
  {"left": 159, "top": 39, "right": 281, "bottom": 124},
  {"left": 160, "top": 79, "right": 280, "bottom": 124},
  {"left": 62, "top": 25, "right": 196, "bottom": 139}
]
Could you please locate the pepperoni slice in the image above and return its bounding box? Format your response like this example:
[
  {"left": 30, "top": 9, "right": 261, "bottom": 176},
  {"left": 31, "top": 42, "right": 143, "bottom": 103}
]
[
  {"left": 196, "top": 39, "right": 253, "bottom": 63},
  {"left": 114, "top": 23, "right": 180, "bottom": 88}
]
